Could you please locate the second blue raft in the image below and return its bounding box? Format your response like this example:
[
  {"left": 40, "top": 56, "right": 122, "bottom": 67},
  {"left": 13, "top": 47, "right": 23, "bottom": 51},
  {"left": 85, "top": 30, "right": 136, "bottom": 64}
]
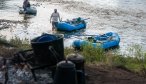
[{"left": 72, "top": 32, "right": 120, "bottom": 49}]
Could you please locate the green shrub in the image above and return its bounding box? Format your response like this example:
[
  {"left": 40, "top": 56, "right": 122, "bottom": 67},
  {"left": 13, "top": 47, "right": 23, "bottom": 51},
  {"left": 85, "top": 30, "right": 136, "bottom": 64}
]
[
  {"left": 9, "top": 37, "right": 31, "bottom": 50},
  {"left": 81, "top": 44, "right": 106, "bottom": 63},
  {"left": 64, "top": 47, "right": 75, "bottom": 57},
  {"left": 0, "top": 36, "right": 30, "bottom": 50}
]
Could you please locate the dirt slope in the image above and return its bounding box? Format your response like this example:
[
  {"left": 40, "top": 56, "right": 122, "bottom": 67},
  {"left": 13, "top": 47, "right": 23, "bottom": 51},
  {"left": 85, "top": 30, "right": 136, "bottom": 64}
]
[{"left": 86, "top": 64, "right": 146, "bottom": 84}]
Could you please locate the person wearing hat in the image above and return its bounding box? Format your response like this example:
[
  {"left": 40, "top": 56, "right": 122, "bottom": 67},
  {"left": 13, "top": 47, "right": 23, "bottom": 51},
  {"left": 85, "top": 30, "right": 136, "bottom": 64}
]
[{"left": 50, "top": 9, "right": 61, "bottom": 31}]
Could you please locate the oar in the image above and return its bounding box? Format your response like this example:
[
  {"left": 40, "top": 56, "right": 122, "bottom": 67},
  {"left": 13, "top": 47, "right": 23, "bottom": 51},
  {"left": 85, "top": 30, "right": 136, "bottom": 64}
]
[{"left": 81, "top": 18, "right": 90, "bottom": 21}]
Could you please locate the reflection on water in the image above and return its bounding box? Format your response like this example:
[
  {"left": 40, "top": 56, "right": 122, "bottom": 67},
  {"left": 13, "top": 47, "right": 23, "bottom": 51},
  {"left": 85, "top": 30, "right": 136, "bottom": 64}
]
[{"left": 0, "top": 0, "right": 146, "bottom": 54}]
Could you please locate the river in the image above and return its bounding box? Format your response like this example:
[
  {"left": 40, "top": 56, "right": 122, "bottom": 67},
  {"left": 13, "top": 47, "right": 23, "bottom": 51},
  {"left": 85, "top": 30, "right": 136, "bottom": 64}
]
[{"left": 0, "top": 0, "right": 146, "bottom": 54}]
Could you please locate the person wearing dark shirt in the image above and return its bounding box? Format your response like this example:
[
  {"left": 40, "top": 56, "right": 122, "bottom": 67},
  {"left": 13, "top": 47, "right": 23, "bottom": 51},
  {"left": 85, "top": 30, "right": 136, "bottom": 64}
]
[{"left": 23, "top": 0, "right": 30, "bottom": 11}]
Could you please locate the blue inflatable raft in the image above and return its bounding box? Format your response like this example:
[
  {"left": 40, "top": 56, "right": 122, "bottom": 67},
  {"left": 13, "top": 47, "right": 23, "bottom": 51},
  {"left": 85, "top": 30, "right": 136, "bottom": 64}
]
[
  {"left": 19, "top": 7, "right": 37, "bottom": 15},
  {"left": 56, "top": 17, "right": 87, "bottom": 31},
  {"left": 72, "top": 32, "right": 120, "bottom": 49}
]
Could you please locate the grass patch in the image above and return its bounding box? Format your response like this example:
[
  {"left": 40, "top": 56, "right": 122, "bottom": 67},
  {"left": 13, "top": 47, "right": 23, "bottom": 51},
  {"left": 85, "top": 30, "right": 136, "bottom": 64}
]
[
  {"left": 81, "top": 45, "right": 106, "bottom": 63},
  {"left": 64, "top": 47, "right": 75, "bottom": 57},
  {"left": 0, "top": 36, "right": 31, "bottom": 50},
  {"left": 9, "top": 37, "right": 31, "bottom": 50},
  {"left": 64, "top": 44, "right": 146, "bottom": 76},
  {"left": 0, "top": 36, "right": 14, "bottom": 47},
  {"left": 0, "top": 36, "right": 31, "bottom": 57}
]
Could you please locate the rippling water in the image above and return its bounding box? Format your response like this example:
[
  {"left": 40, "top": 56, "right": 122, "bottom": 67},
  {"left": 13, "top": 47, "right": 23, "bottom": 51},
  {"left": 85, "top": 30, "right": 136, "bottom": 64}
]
[{"left": 0, "top": 0, "right": 146, "bottom": 54}]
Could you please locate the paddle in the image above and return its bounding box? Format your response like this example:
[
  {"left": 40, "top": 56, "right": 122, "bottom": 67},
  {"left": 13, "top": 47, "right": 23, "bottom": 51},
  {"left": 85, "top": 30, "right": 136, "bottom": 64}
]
[
  {"left": 81, "top": 18, "right": 90, "bottom": 21},
  {"left": 74, "top": 32, "right": 98, "bottom": 37}
]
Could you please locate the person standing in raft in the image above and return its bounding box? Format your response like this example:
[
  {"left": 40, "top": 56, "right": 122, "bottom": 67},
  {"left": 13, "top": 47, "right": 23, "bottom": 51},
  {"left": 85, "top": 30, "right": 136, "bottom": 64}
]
[
  {"left": 50, "top": 9, "right": 61, "bottom": 31},
  {"left": 23, "top": 0, "right": 31, "bottom": 11}
]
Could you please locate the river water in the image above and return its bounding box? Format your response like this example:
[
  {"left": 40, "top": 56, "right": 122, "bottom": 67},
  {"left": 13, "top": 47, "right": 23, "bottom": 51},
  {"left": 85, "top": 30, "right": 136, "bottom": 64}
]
[{"left": 0, "top": 0, "right": 146, "bottom": 54}]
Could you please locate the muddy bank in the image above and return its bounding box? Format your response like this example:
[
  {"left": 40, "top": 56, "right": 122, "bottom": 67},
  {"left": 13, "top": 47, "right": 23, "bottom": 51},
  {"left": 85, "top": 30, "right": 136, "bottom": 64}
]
[{"left": 86, "top": 64, "right": 146, "bottom": 84}]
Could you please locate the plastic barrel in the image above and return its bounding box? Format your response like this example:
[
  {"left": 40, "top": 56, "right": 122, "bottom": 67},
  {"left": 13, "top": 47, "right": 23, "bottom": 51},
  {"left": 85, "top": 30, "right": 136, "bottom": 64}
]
[{"left": 31, "top": 34, "right": 64, "bottom": 66}]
